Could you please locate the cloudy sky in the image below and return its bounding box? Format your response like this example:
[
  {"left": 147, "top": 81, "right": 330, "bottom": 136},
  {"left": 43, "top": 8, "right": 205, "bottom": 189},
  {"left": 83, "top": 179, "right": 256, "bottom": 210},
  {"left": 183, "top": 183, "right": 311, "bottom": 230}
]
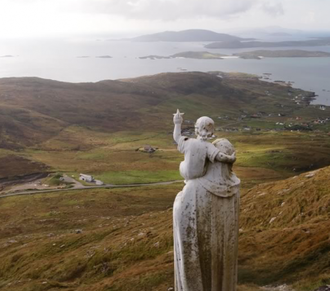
[{"left": 0, "top": 0, "right": 329, "bottom": 38}]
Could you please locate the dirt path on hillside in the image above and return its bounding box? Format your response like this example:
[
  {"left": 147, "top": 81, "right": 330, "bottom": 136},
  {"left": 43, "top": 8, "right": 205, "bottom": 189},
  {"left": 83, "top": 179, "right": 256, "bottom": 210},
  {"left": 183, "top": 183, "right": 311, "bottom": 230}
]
[{"left": 61, "top": 174, "right": 84, "bottom": 188}]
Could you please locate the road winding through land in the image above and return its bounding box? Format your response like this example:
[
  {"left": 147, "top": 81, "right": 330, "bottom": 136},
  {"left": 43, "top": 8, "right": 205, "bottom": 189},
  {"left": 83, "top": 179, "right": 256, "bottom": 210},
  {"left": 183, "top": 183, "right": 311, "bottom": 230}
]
[{"left": 0, "top": 178, "right": 184, "bottom": 199}]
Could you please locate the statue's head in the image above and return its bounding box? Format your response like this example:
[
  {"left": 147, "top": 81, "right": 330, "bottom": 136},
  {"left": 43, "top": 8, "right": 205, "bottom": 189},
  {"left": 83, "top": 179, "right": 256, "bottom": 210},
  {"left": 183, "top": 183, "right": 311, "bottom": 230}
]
[
  {"left": 212, "top": 138, "right": 235, "bottom": 155},
  {"left": 195, "top": 116, "right": 214, "bottom": 140}
]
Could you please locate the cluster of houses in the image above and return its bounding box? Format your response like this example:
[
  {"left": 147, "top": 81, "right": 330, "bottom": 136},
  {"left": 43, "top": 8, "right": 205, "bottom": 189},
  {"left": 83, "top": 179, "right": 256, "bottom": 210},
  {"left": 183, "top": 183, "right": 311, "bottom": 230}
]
[
  {"left": 178, "top": 98, "right": 329, "bottom": 135},
  {"left": 311, "top": 117, "right": 330, "bottom": 125}
]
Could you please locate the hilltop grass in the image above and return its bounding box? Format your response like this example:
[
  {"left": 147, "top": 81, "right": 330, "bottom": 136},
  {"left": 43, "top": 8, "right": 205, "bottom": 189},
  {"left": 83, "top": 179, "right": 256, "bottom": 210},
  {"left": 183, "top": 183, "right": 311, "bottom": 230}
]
[
  {"left": 0, "top": 149, "right": 16, "bottom": 158},
  {"left": 293, "top": 275, "right": 330, "bottom": 291},
  {"left": 238, "top": 166, "right": 330, "bottom": 288}
]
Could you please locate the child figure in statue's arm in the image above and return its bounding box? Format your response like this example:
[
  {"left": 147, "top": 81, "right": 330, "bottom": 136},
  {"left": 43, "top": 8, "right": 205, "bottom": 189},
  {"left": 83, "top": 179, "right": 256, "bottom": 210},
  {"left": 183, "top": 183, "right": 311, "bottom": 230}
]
[{"left": 173, "top": 109, "right": 235, "bottom": 180}]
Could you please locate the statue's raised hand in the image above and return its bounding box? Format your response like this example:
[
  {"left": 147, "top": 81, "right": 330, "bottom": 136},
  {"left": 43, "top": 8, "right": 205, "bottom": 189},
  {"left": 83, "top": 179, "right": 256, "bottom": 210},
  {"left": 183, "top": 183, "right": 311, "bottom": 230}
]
[{"left": 173, "top": 109, "right": 184, "bottom": 125}]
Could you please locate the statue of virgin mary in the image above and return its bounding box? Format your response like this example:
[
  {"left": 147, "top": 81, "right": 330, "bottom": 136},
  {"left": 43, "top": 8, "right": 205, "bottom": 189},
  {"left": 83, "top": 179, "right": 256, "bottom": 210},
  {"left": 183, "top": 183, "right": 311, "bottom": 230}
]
[{"left": 173, "top": 110, "right": 240, "bottom": 291}]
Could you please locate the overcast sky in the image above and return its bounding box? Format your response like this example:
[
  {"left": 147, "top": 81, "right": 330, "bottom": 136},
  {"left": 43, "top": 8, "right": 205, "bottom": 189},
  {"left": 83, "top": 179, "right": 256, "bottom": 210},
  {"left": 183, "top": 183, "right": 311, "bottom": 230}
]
[{"left": 0, "top": 0, "right": 329, "bottom": 38}]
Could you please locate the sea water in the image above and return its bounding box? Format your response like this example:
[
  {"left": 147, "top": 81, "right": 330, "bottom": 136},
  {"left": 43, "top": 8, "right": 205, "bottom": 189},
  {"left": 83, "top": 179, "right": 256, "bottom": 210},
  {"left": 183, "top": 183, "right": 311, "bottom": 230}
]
[{"left": 0, "top": 38, "right": 330, "bottom": 105}]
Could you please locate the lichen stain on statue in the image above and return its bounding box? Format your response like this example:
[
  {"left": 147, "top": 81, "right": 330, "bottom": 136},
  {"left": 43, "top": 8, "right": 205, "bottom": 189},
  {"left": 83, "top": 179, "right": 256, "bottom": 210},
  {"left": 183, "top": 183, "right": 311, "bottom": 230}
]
[{"left": 173, "top": 109, "right": 240, "bottom": 291}]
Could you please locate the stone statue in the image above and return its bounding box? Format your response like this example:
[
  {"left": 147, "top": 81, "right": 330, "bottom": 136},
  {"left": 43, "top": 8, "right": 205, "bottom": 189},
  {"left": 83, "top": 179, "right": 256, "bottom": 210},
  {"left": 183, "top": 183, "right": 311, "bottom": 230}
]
[{"left": 173, "top": 109, "right": 240, "bottom": 291}]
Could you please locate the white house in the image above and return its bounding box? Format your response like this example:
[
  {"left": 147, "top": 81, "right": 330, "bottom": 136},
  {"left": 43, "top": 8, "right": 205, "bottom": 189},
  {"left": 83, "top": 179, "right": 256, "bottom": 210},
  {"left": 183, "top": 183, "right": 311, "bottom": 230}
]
[{"left": 79, "top": 174, "right": 94, "bottom": 183}]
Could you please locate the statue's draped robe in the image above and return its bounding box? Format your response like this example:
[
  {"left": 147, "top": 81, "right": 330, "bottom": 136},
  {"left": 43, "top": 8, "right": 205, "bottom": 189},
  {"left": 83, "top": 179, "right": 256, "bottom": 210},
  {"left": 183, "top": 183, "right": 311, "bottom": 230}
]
[{"left": 174, "top": 137, "right": 240, "bottom": 291}]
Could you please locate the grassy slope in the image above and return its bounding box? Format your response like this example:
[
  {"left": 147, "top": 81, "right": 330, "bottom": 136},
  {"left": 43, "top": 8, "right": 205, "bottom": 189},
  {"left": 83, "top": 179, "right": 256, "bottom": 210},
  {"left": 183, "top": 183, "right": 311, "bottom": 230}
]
[
  {"left": 239, "top": 166, "right": 330, "bottom": 290},
  {"left": 0, "top": 185, "right": 179, "bottom": 291},
  {"left": 0, "top": 72, "right": 328, "bottom": 147},
  {"left": 0, "top": 155, "right": 48, "bottom": 181},
  {"left": 18, "top": 129, "right": 330, "bottom": 189},
  {"left": 1, "top": 72, "right": 330, "bottom": 186},
  {"left": 0, "top": 166, "right": 329, "bottom": 291}
]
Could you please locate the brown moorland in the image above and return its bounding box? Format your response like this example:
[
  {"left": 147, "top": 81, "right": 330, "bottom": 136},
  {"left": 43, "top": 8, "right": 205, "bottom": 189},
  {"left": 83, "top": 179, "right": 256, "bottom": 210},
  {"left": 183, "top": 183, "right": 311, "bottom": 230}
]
[{"left": 0, "top": 167, "right": 329, "bottom": 290}]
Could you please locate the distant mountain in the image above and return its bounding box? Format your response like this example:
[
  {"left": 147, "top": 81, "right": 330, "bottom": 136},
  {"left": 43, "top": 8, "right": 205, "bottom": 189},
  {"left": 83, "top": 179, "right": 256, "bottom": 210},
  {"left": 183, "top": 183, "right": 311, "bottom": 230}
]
[
  {"left": 229, "top": 26, "right": 304, "bottom": 39},
  {"left": 131, "top": 29, "right": 243, "bottom": 42},
  {"left": 269, "top": 32, "right": 292, "bottom": 37}
]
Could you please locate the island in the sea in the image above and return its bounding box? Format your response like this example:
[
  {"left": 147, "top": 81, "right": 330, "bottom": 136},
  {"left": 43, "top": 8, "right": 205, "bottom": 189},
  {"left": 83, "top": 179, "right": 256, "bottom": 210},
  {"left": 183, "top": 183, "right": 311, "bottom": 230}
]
[
  {"left": 140, "top": 50, "right": 330, "bottom": 60},
  {"left": 205, "top": 38, "right": 330, "bottom": 49},
  {"left": 234, "top": 50, "right": 330, "bottom": 59},
  {"left": 96, "top": 55, "right": 112, "bottom": 59},
  {"left": 140, "top": 51, "right": 226, "bottom": 60}
]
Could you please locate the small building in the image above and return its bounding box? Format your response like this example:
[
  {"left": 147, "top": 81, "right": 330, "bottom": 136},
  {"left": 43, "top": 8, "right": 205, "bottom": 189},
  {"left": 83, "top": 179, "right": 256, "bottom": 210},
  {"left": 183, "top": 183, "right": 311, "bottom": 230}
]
[
  {"left": 95, "top": 180, "right": 104, "bottom": 186},
  {"left": 143, "top": 145, "right": 157, "bottom": 153},
  {"left": 79, "top": 174, "right": 94, "bottom": 183},
  {"left": 242, "top": 126, "right": 251, "bottom": 131}
]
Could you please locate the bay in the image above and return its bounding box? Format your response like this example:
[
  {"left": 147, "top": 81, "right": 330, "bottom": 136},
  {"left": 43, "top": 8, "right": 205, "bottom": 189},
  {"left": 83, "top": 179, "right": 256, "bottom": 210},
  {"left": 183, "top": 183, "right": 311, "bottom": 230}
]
[{"left": 0, "top": 38, "right": 330, "bottom": 105}]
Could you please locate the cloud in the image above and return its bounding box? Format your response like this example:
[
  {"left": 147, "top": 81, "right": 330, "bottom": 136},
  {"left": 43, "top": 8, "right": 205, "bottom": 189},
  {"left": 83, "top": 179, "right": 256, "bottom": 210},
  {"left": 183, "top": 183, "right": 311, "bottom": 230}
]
[
  {"left": 78, "top": 0, "right": 260, "bottom": 21},
  {"left": 307, "top": 11, "right": 316, "bottom": 22},
  {"left": 0, "top": 0, "right": 289, "bottom": 38},
  {"left": 261, "top": 1, "right": 284, "bottom": 16}
]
